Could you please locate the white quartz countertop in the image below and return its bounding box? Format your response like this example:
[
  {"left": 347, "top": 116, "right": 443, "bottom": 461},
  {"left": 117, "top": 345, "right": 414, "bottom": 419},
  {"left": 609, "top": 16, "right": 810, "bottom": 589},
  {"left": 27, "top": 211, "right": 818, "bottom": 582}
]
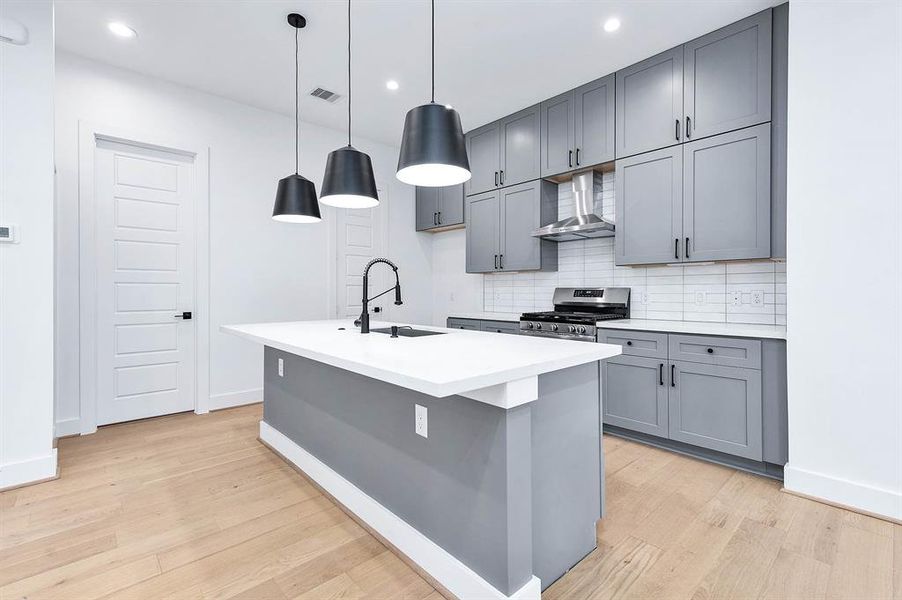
[
  {"left": 596, "top": 319, "right": 787, "bottom": 340},
  {"left": 446, "top": 312, "right": 521, "bottom": 322},
  {"left": 222, "top": 319, "right": 621, "bottom": 398}
]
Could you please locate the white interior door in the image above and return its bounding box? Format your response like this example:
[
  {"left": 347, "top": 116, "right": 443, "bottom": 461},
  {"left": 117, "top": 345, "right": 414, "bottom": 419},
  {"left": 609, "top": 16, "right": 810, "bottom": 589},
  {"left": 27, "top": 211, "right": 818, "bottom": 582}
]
[
  {"left": 335, "top": 186, "right": 388, "bottom": 320},
  {"left": 94, "top": 139, "right": 197, "bottom": 425}
]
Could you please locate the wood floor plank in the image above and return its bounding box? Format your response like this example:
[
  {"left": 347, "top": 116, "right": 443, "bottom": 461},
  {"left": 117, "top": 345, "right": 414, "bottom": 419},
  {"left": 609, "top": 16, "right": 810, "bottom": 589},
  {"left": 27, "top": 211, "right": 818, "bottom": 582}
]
[
  {"left": 758, "top": 547, "right": 831, "bottom": 600},
  {"left": 894, "top": 524, "right": 902, "bottom": 600},
  {"left": 825, "top": 523, "right": 894, "bottom": 600}
]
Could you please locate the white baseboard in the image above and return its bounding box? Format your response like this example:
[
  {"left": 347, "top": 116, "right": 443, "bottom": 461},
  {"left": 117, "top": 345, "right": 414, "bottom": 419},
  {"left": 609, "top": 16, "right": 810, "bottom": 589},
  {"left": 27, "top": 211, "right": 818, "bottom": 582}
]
[
  {"left": 1, "top": 449, "right": 58, "bottom": 490},
  {"left": 784, "top": 464, "right": 902, "bottom": 521},
  {"left": 259, "top": 421, "right": 541, "bottom": 600},
  {"left": 209, "top": 388, "right": 262, "bottom": 411},
  {"left": 55, "top": 417, "right": 82, "bottom": 438}
]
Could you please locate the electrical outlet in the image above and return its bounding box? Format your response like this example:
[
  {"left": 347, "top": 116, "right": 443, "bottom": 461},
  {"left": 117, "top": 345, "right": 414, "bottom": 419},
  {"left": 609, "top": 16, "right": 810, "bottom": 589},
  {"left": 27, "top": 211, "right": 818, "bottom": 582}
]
[
  {"left": 730, "top": 291, "right": 743, "bottom": 306},
  {"left": 278, "top": 358, "right": 284, "bottom": 377},
  {"left": 695, "top": 292, "right": 706, "bottom": 306},
  {"left": 415, "top": 404, "right": 428, "bottom": 438},
  {"left": 751, "top": 290, "right": 764, "bottom": 306},
  {"left": 494, "top": 290, "right": 503, "bottom": 303},
  {"left": 640, "top": 291, "right": 648, "bottom": 305}
]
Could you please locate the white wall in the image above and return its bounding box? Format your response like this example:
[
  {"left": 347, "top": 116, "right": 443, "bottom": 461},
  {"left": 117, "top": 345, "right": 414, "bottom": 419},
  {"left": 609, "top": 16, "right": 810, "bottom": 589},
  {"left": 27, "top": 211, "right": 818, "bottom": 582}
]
[
  {"left": 54, "top": 52, "right": 431, "bottom": 433},
  {"left": 0, "top": 0, "right": 57, "bottom": 487},
  {"left": 784, "top": 0, "right": 902, "bottom": 519}
]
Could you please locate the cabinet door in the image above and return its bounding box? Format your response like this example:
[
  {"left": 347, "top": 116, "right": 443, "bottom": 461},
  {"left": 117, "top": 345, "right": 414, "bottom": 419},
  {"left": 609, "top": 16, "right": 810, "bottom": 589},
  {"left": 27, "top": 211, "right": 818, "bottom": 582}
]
[
  {"left": 415, "top": 187, "right": 440, "bottom": 231},
  {"left": 669, "top": 362, "right": 763, "bottom": 460},
  {"left": 465, "top": 123, "right": 500, "bottom": 196},
  {"left": 465, "top": 191, "right": 500, "bottom": 273},
  {"left": 615, "top": 47, "right": 684, "bottom": 158},
  {"left": 499, "top": 105, "right": 541, "bottom": 187},
  {"left": 683, "top": 124, "right": 770, "bottom": 261},
  {"left": 438, "top": 184, "right": 464, "bottom": 227},
  {"left": 574, "top": 74, "right": 615, "bottom": 167},
  {"left": 615, "top": 146, "right": 683, "bottom": 265},
  {"left": 499, "top": 181, "right": 542, "bottom": 271},
  {"left": 602, "top": 355, "right": 669, "bottom": 437},
  {"left": 480, "top": 320, "right": 519, "bottom": 335},
  {"left": 684, "top": 10, "right": 772, "bottom": 140},
  {"left": 540, "top": 91, "right": 575, "bottom": 177},
  {"left": 447, "top": 318, "right": 480, "bottom": 331}
]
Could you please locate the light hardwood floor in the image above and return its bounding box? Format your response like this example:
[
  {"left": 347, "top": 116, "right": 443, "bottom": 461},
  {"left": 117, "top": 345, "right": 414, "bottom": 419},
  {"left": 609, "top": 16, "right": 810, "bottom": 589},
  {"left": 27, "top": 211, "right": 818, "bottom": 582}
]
[{"left": 1, "top": 405, "right": 898, "bottom": 599}]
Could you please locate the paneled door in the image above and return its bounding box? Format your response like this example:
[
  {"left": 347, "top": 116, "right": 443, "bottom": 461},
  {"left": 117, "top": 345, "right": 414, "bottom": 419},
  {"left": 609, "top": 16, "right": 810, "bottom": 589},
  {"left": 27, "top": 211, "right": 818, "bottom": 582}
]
[
  {"left": 602, "top": 356, "right": 669, "bottom": 437},
  {"left": 336, "top": 186, "right": 387, "bottom": 319},
  {"left": 540, "top": 90, "right": 574, "bottom": 177},
  {"left": 465, "top": 122, "right": 501, "bottom": 196},
  {"left": 574, "top": 74, "right": 615, "bottom": 167},
  {"left": 465, "top": 190, "right": 500, "bottom": 273},
  {"left": 94, "top": 140, "right": 197, "bottom": 425},
  {"left": 499, "top": 105, "right": 541, "bottom": 188}
]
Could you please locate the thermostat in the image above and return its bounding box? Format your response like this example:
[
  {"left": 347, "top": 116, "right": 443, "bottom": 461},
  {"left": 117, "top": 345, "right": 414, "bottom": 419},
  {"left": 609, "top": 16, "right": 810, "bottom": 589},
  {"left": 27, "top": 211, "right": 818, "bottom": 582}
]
[{"left": 0, "top": 225, "right": 19, "bottom": 243}]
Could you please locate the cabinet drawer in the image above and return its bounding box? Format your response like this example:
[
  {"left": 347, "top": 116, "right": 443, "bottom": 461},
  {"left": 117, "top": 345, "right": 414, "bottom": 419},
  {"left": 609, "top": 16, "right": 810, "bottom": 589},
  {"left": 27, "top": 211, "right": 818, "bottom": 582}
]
[
  {"left": 447, "top": 318, "right": 480, "bottom": 331},
  {"left": 481, "top": 320, "right": 519, "bottom": 335},
  {"left": 668, "top": 334, "right": 761, "bottom": 369},
  {"left": 598, "top": 329, "right": 668, "bottom": 359}
]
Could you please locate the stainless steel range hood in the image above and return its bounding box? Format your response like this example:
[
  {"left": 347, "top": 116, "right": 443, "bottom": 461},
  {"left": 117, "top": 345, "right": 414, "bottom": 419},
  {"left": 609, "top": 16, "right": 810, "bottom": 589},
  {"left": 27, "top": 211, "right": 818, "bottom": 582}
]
[{"left": 532, "top": 171, "right": 614, "bottom": 242}]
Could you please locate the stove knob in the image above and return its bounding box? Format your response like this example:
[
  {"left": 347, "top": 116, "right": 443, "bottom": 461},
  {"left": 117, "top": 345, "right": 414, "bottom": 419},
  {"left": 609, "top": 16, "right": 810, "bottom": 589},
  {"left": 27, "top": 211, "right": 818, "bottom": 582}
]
[
  {"left": 551, "top": 324, "right": 559, "bottom": 332},
  {"left": 568, "top": 325, "right": 576, "bottom": 334},
  {"left": 536, "top": 323, "right": 542, "bottom": 330},
  {"left": 577, "top": 326, "right": 587, "bottom": 334},
  {"left": 526, "top": 322, "right": 534, "bottom": 330}
]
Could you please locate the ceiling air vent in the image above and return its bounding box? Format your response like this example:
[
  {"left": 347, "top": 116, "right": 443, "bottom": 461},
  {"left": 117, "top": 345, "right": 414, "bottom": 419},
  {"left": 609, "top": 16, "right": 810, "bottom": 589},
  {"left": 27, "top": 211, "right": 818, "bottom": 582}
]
[{"left": 309, "top": 87, "right": 342, "bottom": 103}]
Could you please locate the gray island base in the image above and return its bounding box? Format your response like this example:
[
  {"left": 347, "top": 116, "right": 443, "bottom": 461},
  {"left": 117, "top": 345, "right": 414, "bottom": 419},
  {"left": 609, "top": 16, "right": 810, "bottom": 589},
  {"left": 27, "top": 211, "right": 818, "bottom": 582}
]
[{"left": 262, "top": 347, "right": 602, "bottom": 599}]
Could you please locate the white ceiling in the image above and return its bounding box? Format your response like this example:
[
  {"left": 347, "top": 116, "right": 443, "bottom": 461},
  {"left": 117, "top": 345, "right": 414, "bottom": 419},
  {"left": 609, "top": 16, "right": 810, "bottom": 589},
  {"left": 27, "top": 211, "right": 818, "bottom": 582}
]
[{"left": 55, "top": 0, "right": 779, "bottom": 147}]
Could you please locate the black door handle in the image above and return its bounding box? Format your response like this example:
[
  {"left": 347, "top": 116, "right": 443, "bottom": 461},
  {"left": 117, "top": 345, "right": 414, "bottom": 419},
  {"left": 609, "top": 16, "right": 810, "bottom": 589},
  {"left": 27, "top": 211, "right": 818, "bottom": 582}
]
[
  {"left": 675, "top": 119, "right": 680, "bottom": 141},
  {"left": 433, "top": 212, "right": 437, "bottom": 226},
  {"left": 576, "top": 148, "right": 580, "bottom": 166},
  {"left": 685, "top": 237, "right": 690, "bottom": 259},
  {"left": 174, "top": 311, "right": 192, "bottom": 320},
  {"left": 500, "top": 170, "right": 504, "bottom": 185},
  {"left": 675, "top": 238, "right": 680, "bottom": 259},
  {"left": 494, "top": 171, "right": 498, "bottom": 186},
  {"left": 494, "top": 254, "right": 498, "bottom": 269},
  {"left": 499, "top": 254, "right": 504, "bottom": 269},
  {"left": 568, "top": 150, "right": 573, "bottom": 168},
  {"left": 626, "top": 340, "right": 632, "bottom": 346},
  {"left": 659, "top": 363, "right": 664, "bottom": 386},
  {"left": 438, "top": 211, "right": 442, "bottom": 224},
  {"left": 671, "top": 364, "right": 676, "bottom": 387},
  {"left": 686, "top": 116, "right": 691, "bottom": 139},
  {"left": 707, "top": 348, "right": 714, "bottom": 354}
]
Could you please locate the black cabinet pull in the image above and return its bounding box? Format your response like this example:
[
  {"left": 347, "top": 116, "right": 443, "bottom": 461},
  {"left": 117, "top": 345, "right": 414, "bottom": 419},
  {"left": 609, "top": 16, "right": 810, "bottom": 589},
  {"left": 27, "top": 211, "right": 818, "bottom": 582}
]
[
  {"left": 674, "top": 238, "right": 680, "bottom": 259},
  {"left": 499, "top": 254, "right": 504, "bottom": 269},
  {"left": 707, "top": 348, "right": 714, "bottom": 354},
  {"left": 675, "top": 119, "right": 680, "bottom": 141},
  {"left": 438, "top": 211, "right": 442, "bottom": 224},
  {"left": 500, "top": 170, "right": 504, "bottom": 185},
  {"left": 568, "top": 150, "right": 573, "bottom": 168},
  {"left": 626, "top": 340, "right": 632, "bottom": 346},
  {"left": 494, "top": 254, "right": 498, "bottom": 269},
  {"left": 686, "top": 116, "right": 691, "bottom": 139},
  {"left": 494, "top": 171, "right": 498, "bottom": 186},
  {"left": 433, "top": 212, "right": 437, "bottom": 226},
  {"left": 576, "top": 148, "right": 580, "bottom": 166},
  {"left": 685, "top": 237, "right": 690, "bottom": 258},
  {"left": 671, "top": 364, "right": 676, "bottom": 387},
  {"left": 659, "top": 363, "right": 664, "bottom": 386}
]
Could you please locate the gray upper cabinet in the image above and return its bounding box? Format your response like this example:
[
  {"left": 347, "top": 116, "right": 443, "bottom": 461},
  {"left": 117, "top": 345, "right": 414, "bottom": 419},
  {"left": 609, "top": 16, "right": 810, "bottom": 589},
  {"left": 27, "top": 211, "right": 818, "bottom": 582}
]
[
  {"left": 603, "top": 355, "right": 669, "bottom": 437},
  {"left": 615, "top": 146, "right": 683, "bottom": 266},
  {"left": 615, "top": 47, "right": 684, "bottom": 159},
  {"left": 574, "top": 75, "right": 615, "bottom": 168},
  {"left": 540, "top": 91, "right": 574, "bottom": 177},
  {"left": 499, "top": 106, "right": 541, "bottom": 188},
  {"left": 415, "top": 187, "right": 440, "bottom": 231},
  {"left": 684, "top": 10, "right": 772, "bottom": 141},
  {"left": 466, "top": 122, "right": 501, "bottom": 196},
  {"left": 466, "top": 180, "right": 557, "bottom": 273},
  {"left": 683, "top": 123, "right": 771, "bottom": 261},
  {"left": 669, "top": 362, "right": 763, "bottom": 461},
  {"left": 465, "top": 191, "right": 501, "bottom": 273}
]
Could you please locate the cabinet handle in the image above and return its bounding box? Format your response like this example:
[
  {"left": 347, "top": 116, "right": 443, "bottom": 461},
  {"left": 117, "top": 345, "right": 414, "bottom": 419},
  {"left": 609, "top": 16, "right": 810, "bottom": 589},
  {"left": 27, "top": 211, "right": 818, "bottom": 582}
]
[
  {"left": 659, "top": 363, "right": 664, "bottom": 386},
  {"left": 686, "top": 116, "right": 691, "bottom": 139},
  {"left": 568, "top": 150, "right": 573, "bottom": 168},
  {"left": 675, "top": 119, "right": 680, "bottom": 141},
  {"left": 499, "top": 254, "right": 504, "bottom": 269},
  {"left": 685, "top": 237, "right": 690, "bottom": 258},
  {"left": 500, "top": 170, "right": 504, "bottom": 185},
  {"left": 576, "top": 148, "right": 580, "bottom": 166},
  {"left": 433, "top": 212, "right": 437, "bottom": 226},
  {"left": 671, "top": 364, "right": 676, "bottom": 387},
  {"left": 438, "top": 211, "right": 442, "bottom": 225},
  {"left": 707, "top": 348, "right": 714, "bottom": 354},
  {"left": 494, "top": 254, "right": 498, "bottom": 269},
  {"left": 674, "top": 238, "right": 680, "bottom": 259},
  {"left": 494, "top": 171, "right": 498, "bottom": 186},
  {"left": 626, "top": 340, "right": 632, "bottom": 346}
]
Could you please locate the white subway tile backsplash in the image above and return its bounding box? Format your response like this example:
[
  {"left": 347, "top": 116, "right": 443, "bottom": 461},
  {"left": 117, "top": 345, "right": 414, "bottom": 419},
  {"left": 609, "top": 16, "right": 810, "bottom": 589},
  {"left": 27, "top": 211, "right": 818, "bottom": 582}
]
[{"left": 479, "top": 171, "right": 787, "bottom": 325}]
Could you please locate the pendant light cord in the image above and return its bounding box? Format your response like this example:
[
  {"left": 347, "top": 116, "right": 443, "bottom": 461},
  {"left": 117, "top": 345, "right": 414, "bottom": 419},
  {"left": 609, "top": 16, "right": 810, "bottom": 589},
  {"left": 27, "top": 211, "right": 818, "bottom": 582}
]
[
  {"left": 431, "top": 0, "right": 435, "bottom": 103},
  {"left": 348, "top": 0, "right": 352, "bottom": 147},
  {"left": 295, "top": 25, "right": 299, "bottom": 174}
]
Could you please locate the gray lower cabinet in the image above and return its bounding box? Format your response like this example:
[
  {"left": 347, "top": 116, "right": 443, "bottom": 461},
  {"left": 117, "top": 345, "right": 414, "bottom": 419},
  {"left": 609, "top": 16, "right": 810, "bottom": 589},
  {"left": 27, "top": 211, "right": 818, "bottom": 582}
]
[
  {"left": 416, "top": 184, "right": 465, "bottom": 232},
  {"left": 669, "top": 362, "right": 763, "bottom": 461},
  {"left": 615, "top": 146, "right": 683, "bottom": 266},
  {"left": 447, "top": 318, "right": 480, "bottom": 331},
  {"left": 540, "top": 74, "right": 615, "bottom": 177},
  {"left": 602, "top": 355, "right": 668, "bottom": 437},
  {"left": 684, "top": 9, "right": 772, "bottom": 141},
  {"left": 465, "top": 106, "right": 540, "bottom": 196},
  {"left": 446, "top": 318, "right": 518, "bottom": 335},
  {"left": 615, "top": 46, "right": 684, "bottom": 158},
  {"left": 466, "top": 180, "right": 557, "bottom": 273}
]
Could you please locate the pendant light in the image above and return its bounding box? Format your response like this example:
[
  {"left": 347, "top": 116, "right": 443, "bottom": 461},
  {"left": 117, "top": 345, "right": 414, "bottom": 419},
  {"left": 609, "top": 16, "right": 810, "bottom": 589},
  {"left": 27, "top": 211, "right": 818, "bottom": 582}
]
[
  {"left": 396, "top": 0, "right": 470, "bottom": 187},
  {"left": 273, "top": 13, "right": 321, "bottom": 223},
  {"left": 320, "top": 0, "right": 379, "bottom": 209}
]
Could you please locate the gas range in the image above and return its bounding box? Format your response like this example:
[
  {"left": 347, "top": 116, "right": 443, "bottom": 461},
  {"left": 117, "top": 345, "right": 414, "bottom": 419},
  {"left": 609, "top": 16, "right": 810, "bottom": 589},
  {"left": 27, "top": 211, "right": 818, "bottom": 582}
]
[{"left": 520, "top": 287, "right": 630, "bottom": 341}]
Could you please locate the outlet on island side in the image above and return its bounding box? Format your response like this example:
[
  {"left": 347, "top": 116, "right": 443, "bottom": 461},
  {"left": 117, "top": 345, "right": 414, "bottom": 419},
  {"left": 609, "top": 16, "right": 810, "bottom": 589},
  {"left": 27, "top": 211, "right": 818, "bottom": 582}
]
[
  {"left": 278, "top": 358, "right": 284, "bottom": 377},
  {"left": 415, "top": 404, "right": 428, "bottom": 438}
]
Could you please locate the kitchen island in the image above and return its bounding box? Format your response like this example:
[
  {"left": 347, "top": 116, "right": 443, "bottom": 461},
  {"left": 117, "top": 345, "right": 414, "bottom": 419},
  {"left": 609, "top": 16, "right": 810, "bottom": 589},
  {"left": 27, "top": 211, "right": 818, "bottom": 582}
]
[{"left": 222, "top": 320, "right": 622, "bottom": 600}]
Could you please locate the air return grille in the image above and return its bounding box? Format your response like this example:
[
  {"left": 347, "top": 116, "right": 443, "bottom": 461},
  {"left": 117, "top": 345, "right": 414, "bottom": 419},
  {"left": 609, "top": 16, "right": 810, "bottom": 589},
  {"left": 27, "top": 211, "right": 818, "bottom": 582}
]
[{"left": 309, "top": 87, "right": 342, "bottom": 103}]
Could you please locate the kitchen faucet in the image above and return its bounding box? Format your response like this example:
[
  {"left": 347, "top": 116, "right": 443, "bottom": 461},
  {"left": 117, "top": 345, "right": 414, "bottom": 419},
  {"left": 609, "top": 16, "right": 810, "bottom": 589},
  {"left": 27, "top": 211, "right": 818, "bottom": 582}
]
[{"left": 355, "top": 258, "right": 402, "bottom": 333}]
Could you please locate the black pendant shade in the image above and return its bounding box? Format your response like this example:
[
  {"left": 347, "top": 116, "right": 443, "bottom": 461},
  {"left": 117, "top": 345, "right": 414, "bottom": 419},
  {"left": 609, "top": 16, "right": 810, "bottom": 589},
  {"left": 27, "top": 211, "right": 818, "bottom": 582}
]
[
  {"left": 320, "top": 146, "right": 379, "bottom": 208},
  {"left": 272, "top": 174, "right": 321, "bottom": 223},
  {"left": 396, "top": 102, "right": 470, "bottom": 187}
]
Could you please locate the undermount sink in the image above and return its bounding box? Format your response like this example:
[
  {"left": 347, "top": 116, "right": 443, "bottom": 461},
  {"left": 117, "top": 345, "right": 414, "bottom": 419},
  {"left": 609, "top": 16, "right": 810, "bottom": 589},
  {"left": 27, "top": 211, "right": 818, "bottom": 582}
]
[{"left": 370, "top": 327, "right": 447, "bottom": 338}]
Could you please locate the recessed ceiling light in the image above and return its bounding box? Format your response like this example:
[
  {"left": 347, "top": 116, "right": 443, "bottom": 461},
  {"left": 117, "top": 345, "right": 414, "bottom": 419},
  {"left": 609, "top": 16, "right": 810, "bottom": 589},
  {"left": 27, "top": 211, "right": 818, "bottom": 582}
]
[
  {"left": 603, "top": 17, "right": 621, "bottom": 33},
  {"left": 107, "top": 22, "right": 137, "bottom": 38},
  {"left": 385, "top": 80, "right": 399, "bottom": 91}
]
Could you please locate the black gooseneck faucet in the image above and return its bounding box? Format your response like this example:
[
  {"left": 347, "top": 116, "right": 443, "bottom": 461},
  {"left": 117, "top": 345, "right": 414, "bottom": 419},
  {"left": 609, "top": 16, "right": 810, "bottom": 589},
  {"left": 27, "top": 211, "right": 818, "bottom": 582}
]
[{"left": 355, "top": 258, "right": 402, "bottom": 333}]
